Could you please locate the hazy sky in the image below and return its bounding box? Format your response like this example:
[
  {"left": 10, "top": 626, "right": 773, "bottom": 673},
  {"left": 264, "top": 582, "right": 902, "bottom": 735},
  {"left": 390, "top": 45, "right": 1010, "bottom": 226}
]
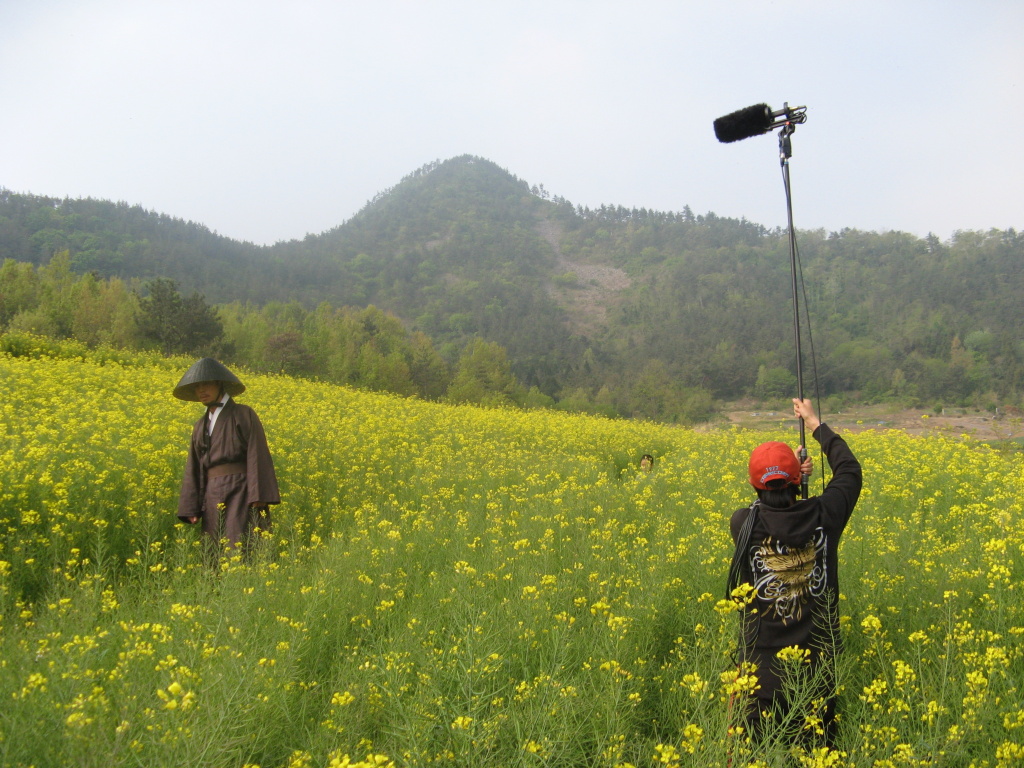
[{"left": 2, "top": 1, "right": 1022, "bottom": 246}]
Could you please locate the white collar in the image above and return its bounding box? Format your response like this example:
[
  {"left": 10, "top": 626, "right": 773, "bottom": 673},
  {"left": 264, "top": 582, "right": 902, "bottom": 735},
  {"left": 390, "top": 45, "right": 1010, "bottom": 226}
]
[{"left": 207, "top": 393, "right": 231, "bottom": 433}]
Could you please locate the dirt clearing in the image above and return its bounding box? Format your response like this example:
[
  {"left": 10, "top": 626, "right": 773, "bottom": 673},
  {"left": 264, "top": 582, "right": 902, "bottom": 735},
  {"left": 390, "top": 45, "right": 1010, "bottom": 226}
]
[{"left": 721, "top": 403, "right": 1023, "bottom": 444}]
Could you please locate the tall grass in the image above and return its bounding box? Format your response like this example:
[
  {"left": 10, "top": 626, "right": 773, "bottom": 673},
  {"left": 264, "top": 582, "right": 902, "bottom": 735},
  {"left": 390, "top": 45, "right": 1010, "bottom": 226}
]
[{"left": 1, "top": 339, "right": 1022, "bottom": 767}]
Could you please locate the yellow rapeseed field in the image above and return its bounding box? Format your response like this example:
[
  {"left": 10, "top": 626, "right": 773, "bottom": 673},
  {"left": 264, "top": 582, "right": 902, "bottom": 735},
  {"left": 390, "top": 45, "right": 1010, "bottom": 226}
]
[{"left": 1, "top": 340, "right": 1022, "bottom": 767}]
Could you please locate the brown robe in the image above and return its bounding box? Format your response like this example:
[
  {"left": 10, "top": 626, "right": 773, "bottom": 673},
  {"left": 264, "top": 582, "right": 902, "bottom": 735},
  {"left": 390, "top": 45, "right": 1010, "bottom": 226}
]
[{"left": 177, "top": 398, "right": 280, "bottom": 545}]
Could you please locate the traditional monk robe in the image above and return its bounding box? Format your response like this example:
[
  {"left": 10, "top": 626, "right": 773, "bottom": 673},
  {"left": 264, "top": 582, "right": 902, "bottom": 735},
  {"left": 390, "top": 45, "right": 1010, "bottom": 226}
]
[{"left": 177, "top": 397, "right": 280, "bottom": 545}]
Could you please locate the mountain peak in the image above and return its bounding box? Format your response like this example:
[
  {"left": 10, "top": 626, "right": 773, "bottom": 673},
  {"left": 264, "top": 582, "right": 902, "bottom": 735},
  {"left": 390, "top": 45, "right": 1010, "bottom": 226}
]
[{"left": 356, "top": 155, "right": 533, "bottom": 218}]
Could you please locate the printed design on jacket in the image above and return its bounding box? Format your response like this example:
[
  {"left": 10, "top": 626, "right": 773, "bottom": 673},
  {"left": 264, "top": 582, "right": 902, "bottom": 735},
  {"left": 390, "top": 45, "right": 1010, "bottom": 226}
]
[{"left": 749, "top": 528, "right": 827, "bottom": 624}]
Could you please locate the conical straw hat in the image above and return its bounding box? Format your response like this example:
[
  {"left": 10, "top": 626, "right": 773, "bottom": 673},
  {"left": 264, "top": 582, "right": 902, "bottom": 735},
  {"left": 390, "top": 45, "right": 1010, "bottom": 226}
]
[{"left": 173, "top": 358, "right": 246, "bottom": 401}]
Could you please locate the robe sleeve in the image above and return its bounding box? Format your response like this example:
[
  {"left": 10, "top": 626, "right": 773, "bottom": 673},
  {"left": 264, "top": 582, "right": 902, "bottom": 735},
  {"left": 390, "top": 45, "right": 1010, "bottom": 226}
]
[
  {"left": 241, "top": 407, "right": 281, "bottom": 506},
  {"left": 177, "top": 420, "right": 204, "bottom": 520}
]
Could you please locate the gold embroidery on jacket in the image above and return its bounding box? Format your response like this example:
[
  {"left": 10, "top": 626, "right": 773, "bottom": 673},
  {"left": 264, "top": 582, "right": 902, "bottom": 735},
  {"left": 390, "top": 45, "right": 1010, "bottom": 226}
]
[{"left": 750, "top": 528, "right": 827, "bottom": 624}]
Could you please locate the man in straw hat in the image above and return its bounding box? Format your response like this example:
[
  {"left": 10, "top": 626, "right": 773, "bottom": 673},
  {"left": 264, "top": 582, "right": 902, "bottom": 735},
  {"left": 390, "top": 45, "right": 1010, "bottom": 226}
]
[
  {"left": 174, "top": 357, "right": 280, "bottom": 550},
  {"left": 728, "top": 397, "right": 861, "bottom": 748}
]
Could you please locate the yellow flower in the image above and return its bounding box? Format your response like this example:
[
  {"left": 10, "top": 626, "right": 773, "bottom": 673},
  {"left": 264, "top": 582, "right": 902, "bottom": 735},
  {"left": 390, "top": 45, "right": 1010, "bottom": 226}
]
[
  {"left": 720, "top": 664, "right": 760, "bottom": 697},
  {"left": 522, "top": 740, "right": 547, "bottom": 756},
  {"left": 680, "top": 724, "right": 703, "bottom": 754},
  {"left": 796, "top": 747, "right": 847, "bottom": 768},
  {"left": 861, "top": 615, "right": 882, "bottom": 635},
  {"left": 331, "top": 691, "right": 356, "bottom": 707},
  {"left": 996, "top": 741, "right": 1024, "bottom": 767},
  {"left": 776, "top": 646, "right": 811, "bottom": 664},
  {"left": 653, "top": 743, "right": 680, "bottom": 766},
  {"left": 679, "top": 672, "right": 707, "bottom": 695}
]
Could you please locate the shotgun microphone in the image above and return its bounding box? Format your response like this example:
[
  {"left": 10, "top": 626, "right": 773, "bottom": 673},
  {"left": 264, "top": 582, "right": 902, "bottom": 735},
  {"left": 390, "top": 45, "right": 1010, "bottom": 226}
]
[{"left": 713, "top": 103, "right": 806, "bottom": 143}]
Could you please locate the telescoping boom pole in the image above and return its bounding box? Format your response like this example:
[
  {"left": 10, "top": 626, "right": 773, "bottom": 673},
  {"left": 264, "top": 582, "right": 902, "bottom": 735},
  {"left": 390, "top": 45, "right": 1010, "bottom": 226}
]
[{"left": 778, "top": 112, "right": 808, "bottom": 499}]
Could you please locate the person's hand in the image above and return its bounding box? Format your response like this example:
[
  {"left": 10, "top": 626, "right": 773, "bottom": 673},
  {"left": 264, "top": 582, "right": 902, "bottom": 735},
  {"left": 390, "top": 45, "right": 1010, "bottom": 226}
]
[
  {"left": 186, "top": 516, "right": 199, "bottom": 524},
  {"left": 792, "top": 398, "right": 821, "bottom": 432},
  {"left": 796, "top": 446, "right": 813, "bottom": 478}
]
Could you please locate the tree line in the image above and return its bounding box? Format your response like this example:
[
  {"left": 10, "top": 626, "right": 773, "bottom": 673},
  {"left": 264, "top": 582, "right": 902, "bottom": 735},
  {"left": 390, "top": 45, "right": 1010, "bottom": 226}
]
[
  {"left": 0, "top": 252, "right": 716, "bottom": 419},
  {"left": 0, "top": 254, "right": 552, "bottom": 412}
]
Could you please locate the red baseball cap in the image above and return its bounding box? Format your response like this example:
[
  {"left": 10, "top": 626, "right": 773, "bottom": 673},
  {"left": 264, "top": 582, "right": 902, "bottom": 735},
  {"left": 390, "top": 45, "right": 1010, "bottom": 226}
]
[{"left": 748, "top": 441, "right": 800, "bottom": 489}]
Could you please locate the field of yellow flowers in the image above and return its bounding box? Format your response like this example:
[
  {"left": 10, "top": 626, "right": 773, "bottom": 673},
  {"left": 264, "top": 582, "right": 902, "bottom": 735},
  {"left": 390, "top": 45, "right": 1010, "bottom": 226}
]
[{"left": 1, "top": 336, "right": 1023, "bottom": 768}]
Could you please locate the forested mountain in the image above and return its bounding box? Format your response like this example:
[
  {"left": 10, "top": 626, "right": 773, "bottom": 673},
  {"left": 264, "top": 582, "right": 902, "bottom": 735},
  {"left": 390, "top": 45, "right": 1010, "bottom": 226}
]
[{"left": 2, "top": 155, "right": 1022, "bottom": 420}]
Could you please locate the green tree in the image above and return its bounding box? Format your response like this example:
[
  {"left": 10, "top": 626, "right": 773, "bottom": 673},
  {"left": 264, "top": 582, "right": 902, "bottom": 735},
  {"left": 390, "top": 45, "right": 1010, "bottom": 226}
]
[
  {"left": 0, "top": 259, "right": 41, "bottom": 328},
  {"left": 407, "top": 330, "right": 450, "bottom": 400},
  {"left": 629, "top": 359, "right": 676, "bottom": 421},
  {"left": 69, "top": 273, "right": 138, "bottom": 347},
  {"left": 754, "top": 365, "right": 798, "bottom": 400},
  {"left": 137, "top": 278, "right": 223, "bottom": 355},
  {"left": 627, "top": 359, "right": 716, "bottom": 424},
  {"left": 264, "top": 331, "right": 314, "bottom": 375},
  {"left": 445, "top": 338, "right": 524, "bottom": 407}
]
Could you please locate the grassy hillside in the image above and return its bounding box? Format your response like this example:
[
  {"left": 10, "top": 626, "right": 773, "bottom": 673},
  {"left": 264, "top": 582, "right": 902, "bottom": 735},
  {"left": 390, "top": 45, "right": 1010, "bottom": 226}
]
[
  {"left": 4, "top": 158, "right": 1023, "bottom": 413},
  {"left": 2, "top": 342, "right": 1023, "bottom": 766}
]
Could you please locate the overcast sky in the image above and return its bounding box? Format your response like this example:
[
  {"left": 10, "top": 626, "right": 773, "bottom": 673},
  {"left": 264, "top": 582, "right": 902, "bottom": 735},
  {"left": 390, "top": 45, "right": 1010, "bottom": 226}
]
[{"left": 2, "top": 1, "right": 1021, "bottom": 246}]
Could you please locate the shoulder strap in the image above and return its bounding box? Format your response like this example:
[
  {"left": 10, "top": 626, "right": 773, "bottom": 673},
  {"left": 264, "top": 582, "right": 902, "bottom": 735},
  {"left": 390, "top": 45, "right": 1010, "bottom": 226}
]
[{"left": 725, "top": 500, "right": 759, "bottom": 599}]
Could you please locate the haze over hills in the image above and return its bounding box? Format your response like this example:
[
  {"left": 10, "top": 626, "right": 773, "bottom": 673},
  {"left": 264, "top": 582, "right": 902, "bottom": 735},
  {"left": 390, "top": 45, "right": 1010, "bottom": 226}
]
[{"left": 1, "top": 155, "right": 1022, "bottom": 420}]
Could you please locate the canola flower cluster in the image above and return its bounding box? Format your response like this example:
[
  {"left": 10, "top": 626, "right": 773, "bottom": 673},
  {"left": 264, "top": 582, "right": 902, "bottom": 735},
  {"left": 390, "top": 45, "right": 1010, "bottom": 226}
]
[{"left": 1, "top": 341, "right": 1023, "bottom": 767}]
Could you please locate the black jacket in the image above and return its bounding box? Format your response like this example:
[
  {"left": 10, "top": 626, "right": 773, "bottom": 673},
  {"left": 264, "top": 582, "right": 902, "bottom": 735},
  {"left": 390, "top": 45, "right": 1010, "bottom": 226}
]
[{"left": 730, "top": 424, "right": 862, "bottom": 662}]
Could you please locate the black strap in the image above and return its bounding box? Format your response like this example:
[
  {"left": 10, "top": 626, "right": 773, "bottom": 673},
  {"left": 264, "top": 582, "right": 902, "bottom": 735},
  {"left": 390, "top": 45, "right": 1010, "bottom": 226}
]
[
  {"left": 725, "top": 500, "right": 759, "bottom": 599},
  {"left": 727, "top": 500, "right": 761, "bottom": 666}
]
